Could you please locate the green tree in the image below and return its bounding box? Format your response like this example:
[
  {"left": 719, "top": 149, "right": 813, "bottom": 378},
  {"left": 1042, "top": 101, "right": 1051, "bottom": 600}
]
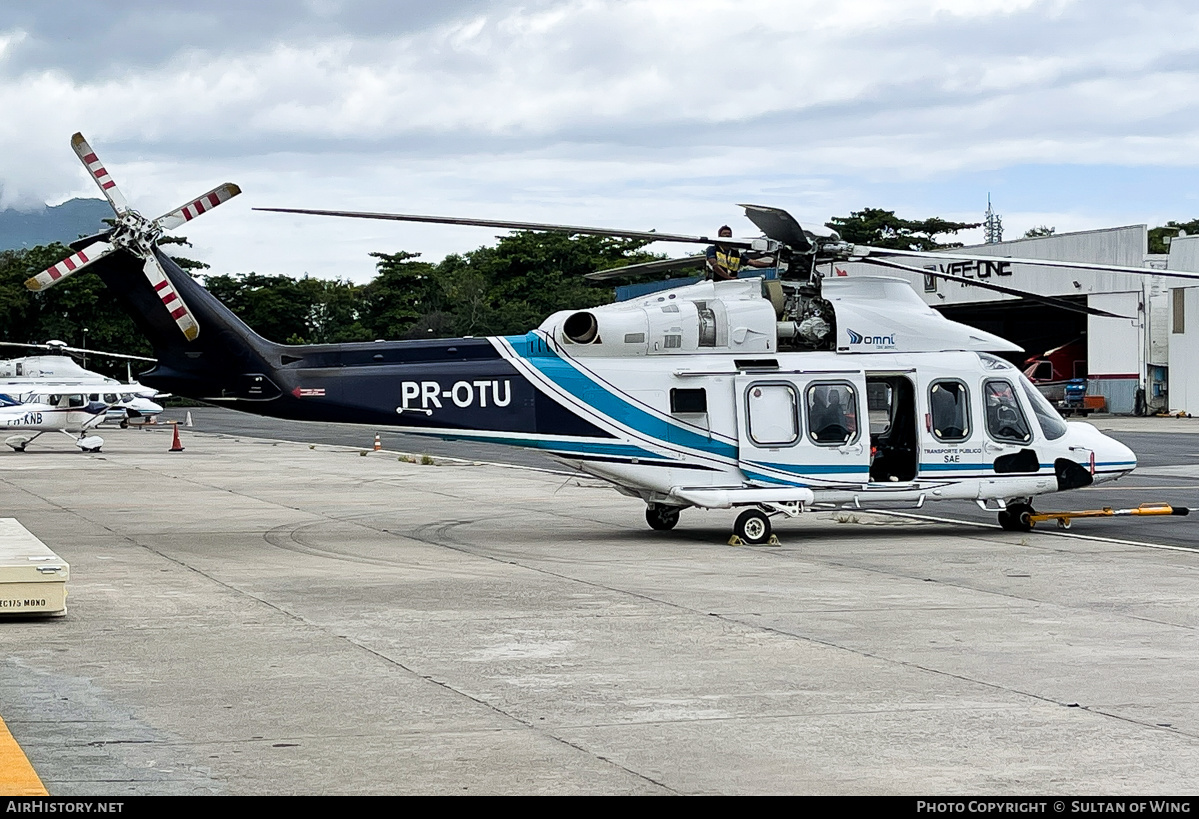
[
  {"left": 826, "top": 209, "right": 981, "bottom": 251},
  {"left": 1, "top": 230, "right": 662, "bottom": 353},
  {"left": 1023, "top": 226, "right": 1056, "bottom": 238},
  {"left": 360, "top": 251, "right": 439, "bottom": 340},
  {"left": 360, "top": 232, "right": 656, "bottom": 339},
  {"left": 1149, "top": 219, "right": 1199, "bottom": 254},
  {"left": 0, "top": 243, "right": 151, "bottom": 374}
]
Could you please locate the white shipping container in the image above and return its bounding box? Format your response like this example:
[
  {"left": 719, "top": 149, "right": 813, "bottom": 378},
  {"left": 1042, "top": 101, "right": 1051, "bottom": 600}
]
[{"left": 0, "top": 518, "right": 69, "bottom": 616}]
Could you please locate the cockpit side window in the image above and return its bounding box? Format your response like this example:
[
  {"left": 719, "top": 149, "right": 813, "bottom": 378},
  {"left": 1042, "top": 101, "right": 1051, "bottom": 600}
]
[
  {"left": 68, "top": 394, "right": 85, "bottom": 408},
  {"left": 983, "top": 379, "right": 1032, "bottom": 444},
  {"left": 929, "top": 380, "right": 970, "bottom": 441}
]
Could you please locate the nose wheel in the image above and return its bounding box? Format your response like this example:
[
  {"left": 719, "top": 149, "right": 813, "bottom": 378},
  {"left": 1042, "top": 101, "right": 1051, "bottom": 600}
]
[{"left": 998, "top": 502, "right": 1035, "bottom": 532}]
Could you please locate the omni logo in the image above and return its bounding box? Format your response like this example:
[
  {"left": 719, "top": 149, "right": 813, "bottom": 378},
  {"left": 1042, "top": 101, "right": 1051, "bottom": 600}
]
[{"left": 847, "top": 328, "right": 896, "bottom": 346}]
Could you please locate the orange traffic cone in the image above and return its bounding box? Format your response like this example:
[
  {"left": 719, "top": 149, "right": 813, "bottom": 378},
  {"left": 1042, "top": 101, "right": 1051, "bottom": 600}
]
[
  {"left": 169, "top": 424, "right": 185, "bottom": 453},
  {"left": 373, "top": 433, "right": 382, "bottom": 451}
]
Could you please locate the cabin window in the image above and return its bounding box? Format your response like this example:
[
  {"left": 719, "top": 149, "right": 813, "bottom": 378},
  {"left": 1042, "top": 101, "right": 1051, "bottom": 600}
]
[
  {"left": 983, "top": 379, "right": 1032, "bottom": 444},
  {"left": 67, "top": 395, "right": 85, "bottom": 408},
  {"left": 806, "top": 382, "right": 858, "bottom": 446},
  {"left": 104, "top": 394, "right": 118, "bottom": 403},
  {"left": 929, "top": 380, "right": 971, "bottom": 442},
  {"left": 670, "top": 388, "right": 707, "bottom": 414},
  {"left": 1018, "top": 375, "right": 1067, "bottom": 441},
  {"left": 745, "top": 383, "right": 799, "bottom": 447}
]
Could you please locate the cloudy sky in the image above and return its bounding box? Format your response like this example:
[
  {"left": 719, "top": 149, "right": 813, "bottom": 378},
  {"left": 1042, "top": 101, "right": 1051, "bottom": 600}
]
[{"left": 2, "top": 0, "right": 1198, "bottom": 281}]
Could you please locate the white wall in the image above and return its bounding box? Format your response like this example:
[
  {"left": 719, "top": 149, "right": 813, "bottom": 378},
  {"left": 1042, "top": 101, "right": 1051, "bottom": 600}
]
[
  {"left": 1087, "top": 293, "right": 1141, "bottom": 376},
  {"left": 1167, "top": 287, "right": 1199, "bottom": 415}
]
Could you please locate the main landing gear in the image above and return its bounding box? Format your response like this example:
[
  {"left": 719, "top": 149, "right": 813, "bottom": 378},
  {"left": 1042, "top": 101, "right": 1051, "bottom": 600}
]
[
  {"left": 643, "top": 503, "right": 779, "bottom": 546},
  {"left": 997, "top": 501, "right": 1035, "bottom": 532},
  {"left": 733, "top": 509, "right": 773, "bottom": 545},
  {"left": 645, "top": 504, "right": 680, "bottom": 531}
]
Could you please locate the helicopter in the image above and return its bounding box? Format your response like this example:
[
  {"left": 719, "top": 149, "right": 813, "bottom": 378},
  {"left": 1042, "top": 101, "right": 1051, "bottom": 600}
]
[
  {"left": 0, "top": 341, "right": 165, "bottom": 428},
  {"left": 24, "top": 132, "right": 1198, "bottom": 542}
]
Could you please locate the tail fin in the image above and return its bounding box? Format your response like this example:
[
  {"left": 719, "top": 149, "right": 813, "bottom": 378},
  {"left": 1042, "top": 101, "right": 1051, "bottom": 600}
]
[{"left": 82, "top": 237, "right": 287, "bottom": 402}]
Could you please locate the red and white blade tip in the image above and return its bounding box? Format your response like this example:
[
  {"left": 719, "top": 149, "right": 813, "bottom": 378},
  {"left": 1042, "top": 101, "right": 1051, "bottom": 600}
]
[
  {"left": 155, "top": 183, "right": 242, "bottom": 231},
  {"left": 25, "top": 241, "right": 114, "bottom": 291},
  {"left": 71, "top": 132, "right": 128, "bottom": 213},
  {"left": 142, "top": 256, "right": 200, "bottom": 341}
]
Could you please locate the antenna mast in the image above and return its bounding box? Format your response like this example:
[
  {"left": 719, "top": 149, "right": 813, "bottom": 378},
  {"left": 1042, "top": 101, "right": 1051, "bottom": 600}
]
[{"left": 984, "top": 195, "right": 1003, "bottom": 244}]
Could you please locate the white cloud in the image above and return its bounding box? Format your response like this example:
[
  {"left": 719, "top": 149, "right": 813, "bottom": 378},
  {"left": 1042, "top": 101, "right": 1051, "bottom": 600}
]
[{"left": 3, "top": 0, "right": 1199, "bottom": 277}]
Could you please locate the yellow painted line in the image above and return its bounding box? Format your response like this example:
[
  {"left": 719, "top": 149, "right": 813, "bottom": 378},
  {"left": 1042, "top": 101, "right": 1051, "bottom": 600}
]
[{"left": 0, "top": 715, "right": 47, "bottom": 796}]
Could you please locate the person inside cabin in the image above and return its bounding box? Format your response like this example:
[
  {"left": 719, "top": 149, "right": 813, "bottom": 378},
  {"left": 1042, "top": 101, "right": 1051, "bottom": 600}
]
[{"left": 706, "top": 225, "right": 772, "bottom": 281}]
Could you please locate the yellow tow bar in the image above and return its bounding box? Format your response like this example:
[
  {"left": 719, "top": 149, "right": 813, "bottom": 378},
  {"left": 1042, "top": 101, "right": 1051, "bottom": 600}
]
[{"left": 1030, "top": 503, "right": 1190, "bottom": 530}]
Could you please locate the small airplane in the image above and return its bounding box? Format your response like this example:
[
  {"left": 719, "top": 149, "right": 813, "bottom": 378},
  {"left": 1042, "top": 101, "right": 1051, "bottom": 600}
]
[
  {"left": 0, "top": 391, "right": 108, "bottom": 452},
  {"left": 24, "top": 133, "right": 1199, "bottom": 540},
  {"left": 0, "top": 341, "right": 165, "bottom": 427}
]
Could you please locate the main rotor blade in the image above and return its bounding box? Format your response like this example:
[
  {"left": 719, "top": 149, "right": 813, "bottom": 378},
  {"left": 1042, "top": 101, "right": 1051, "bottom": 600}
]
[
  {"left": 0, "top": 341, "right": 153, "bottom": 362},
  {"left": 142, "top": 254, "right": 200, "bottom": 341},
  {"left": 71, "top": 133, "right": 127, "bottom": 214},
  {"left": 738, "top": 204, "right": 813, "bottom": 253},
  {"left": 853, "top": 244, "right": 1199, "bottom": 281},
  {"left": 155, "top": 183, "right": 242, "bottom": 231},
  {"left": 584, "top": 255, "right": 707, "bottom": 281},
  {"left": 254, "top": 207, "right": 755, "bottom": 248},
  {"left": 25, "top": 240, "right": 115, "bottom": 291},
  {"left": 862, "top": 257, "right": 1136, "bottom": 320}
]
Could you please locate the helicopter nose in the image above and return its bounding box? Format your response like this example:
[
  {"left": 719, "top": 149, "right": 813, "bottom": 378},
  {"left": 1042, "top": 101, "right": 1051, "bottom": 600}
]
[
  {"left": 1068, "top": 423, "right": 1136, "bottom": 485},
  {"left": 1100, "top": 434, "right": 1137, "bottom": 477}
]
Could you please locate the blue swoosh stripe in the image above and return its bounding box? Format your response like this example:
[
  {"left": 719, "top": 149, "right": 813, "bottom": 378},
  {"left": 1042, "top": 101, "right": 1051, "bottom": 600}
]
[
  {"left": 505, "top": 333, "right": 738, "bottom": 460},
  {"left": 429, "top": 430, "right": 665, "bottom": 459},
  {"left": 750, "top": 460, "right": 870, "bottom": 476}
]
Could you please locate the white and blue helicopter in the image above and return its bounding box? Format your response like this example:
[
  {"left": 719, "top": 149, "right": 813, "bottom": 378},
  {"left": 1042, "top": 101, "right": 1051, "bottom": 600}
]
[{"left": 25, "top": 132, "right": 1196, "bottom": 541}]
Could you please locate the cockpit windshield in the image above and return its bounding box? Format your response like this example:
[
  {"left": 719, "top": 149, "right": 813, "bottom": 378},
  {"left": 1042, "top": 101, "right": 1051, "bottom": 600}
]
[{"left": 1018, "top": 373, "right": 1067, "bottom": 440}]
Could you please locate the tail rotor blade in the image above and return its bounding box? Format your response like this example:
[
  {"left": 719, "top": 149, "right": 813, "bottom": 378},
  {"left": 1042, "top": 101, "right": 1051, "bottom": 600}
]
[
  {"left": 155, "top": 183, "right": 242, "bottom": 231},
  {"left": 71, "top": 133, "right": 128, "bottom": 214},
  {"left": 142, "top": 255, "right": 200, "bottom": 341},
  {"left": 24, "top": 240, "right": 115, "bottom": 291}
]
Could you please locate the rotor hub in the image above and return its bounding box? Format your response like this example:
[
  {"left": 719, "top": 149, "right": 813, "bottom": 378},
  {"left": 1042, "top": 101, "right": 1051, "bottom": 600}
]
[{"left": 111, "top": 209, "right": 162, "bottom": 252}]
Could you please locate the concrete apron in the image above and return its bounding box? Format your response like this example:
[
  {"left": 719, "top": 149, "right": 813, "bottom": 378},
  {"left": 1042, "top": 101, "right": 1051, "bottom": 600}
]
[{"left": 1, "top": 427, "right": 1198, "bottom": 794}]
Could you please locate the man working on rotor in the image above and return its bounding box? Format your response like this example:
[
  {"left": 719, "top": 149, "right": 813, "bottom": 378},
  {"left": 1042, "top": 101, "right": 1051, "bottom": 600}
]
[{"left": 706, "top": 225, "right": 772, "bottom": 281}]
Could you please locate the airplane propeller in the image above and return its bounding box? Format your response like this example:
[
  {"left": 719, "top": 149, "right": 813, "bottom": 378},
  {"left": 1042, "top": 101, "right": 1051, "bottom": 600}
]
[{"left": 24, "top": 133, "right": 242, "bottom": 342}]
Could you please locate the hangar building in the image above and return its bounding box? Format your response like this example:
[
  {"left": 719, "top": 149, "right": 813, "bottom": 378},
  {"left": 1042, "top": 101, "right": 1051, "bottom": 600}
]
[{"left": 835, "top": 225, "right": 1199, "bottom": 415}]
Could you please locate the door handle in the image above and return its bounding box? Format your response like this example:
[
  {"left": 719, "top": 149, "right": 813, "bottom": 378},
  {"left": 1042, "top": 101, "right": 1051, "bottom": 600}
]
[
  {"left": 839, "top": 443, "right": 864, "bottom": 455},
  {"left": 983, "top": 441, "right": 1006, "bottom": 454}
]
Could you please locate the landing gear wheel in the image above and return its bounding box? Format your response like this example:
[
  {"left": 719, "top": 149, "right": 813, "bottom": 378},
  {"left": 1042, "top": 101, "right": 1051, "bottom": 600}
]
[
  {"left": 734, "top": 509, "right": 772, "bottom": 545},
  {"left": 998, "top": 503, "right": 1034, "bottom": 532},
  {"left": 645, "top": 504, "right": 680, "bottom": 531},
  {"left": 11, "top": 445, "right": 25, "bottom": 453},
  {"left": 119, "top": 420, "right": 129, "bottom": 429}
]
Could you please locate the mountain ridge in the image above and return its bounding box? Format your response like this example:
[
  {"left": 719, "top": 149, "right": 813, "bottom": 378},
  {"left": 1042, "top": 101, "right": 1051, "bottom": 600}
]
[{"left": 0, "top": 199, "right": 112, "bottom": 251}]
